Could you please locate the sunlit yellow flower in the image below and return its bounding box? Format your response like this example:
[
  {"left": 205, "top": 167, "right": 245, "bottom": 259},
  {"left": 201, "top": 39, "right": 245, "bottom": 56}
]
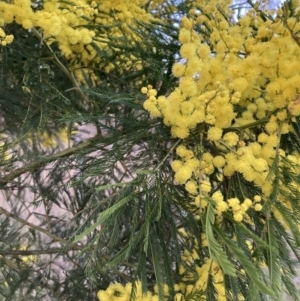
[
  {"left": 223, "top": 132, "right": 239, "bottom": 147},
  {"left": 185, "top": 180, "right": 198, "bottom": 195},
  {"left": 207, "top": 127, "right": 222, "bottom": 142},
  {"left": 212, "top": 155, "right": 225, "bottom": 168},
  {"left": 254, "top": 203, "right": 263, "bottom": 211},
  {"left": 175, "top": 166, "right": 193, "bottom": 184},
  {"left": 172, "top": 62, "right": 186, "bottom": 77}
]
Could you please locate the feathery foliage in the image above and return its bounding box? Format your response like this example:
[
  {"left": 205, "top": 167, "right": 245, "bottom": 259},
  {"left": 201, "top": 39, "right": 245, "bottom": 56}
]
[{"left": 0, "top": 1, "right": 300, "bottom": 301}]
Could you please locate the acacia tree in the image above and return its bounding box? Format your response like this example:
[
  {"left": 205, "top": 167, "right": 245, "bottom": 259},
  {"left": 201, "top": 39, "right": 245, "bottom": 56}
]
[{"left": 0, "top": 0, "right": 300, "bottom": 301}]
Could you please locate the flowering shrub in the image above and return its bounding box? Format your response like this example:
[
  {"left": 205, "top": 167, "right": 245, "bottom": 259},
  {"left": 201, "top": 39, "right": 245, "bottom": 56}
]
[
  {"left": 3, "top": 0, "right": 300, "bottom": 300},
  {"left": 142, "top": 0, "right": 300, "bottom": 299},
  {"left": 97, "top": 0, "right": 300, "bottom": 296},
  {"left": 143, "top": 0, "right": 300, "bottom": 225},
  {"left": 0, "top": 0, "right": 155, "bottom": 85}
]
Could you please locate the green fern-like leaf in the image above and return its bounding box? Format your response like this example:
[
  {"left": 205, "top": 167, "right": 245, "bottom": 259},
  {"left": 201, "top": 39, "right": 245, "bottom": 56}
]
[
  {"left": 150, "top": 238, "right": 165, "bottom": 301},
  {"left": 215, "top": 226, "right": 275, "bottom": 297},
  {"left": 205, "top": 204, "right": 236, "bottom": 277}
]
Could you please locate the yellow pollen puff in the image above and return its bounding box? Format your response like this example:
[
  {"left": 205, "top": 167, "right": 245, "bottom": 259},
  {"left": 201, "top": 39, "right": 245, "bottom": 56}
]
[
  {"left": 230, "top": 77, "right": 248, "bottom": 93},
  {"left": 185, "top": 180, "right": 198, "bottom": 195},
  {"left": 258, "top": 133, "right": 269, "bottom": 143},
  {"left": 254, "top": 195, "right": 261, "bottom": 202},
  {"left": 266, "top": 135, "right": 279, "bottom": 147},
  {"left": 281, "top": 122, "right": 290, "bottom": 134},
  {"left": 179, "top": 77, "right": 197, "bottom": 97},
  {"left": 180, "top": 43, "right": 198, "bottom": 59},
  {"left": 200, "top": 180, "right": 212, "bottom": 193},
  {"left": 185, "top": 158, "right": 199, "bottom": 170},
  {"left": 223, "top": 132, "right": 239, "bottom": 147},
  {"left": 242, "top": 110, "right": 253, "bottom": 120},
  {"left": 179, "top": 28, "right": 191, "bottom": 44},
  {"left": 231, "top": 91, "right": 241, "bottom": 104},
  {"left": 171, "top": 126, "right": 190, "bottom": 138},
  {"left": 247, "top": 103, "right": 257, "bottom": 113},
  {"left": 181, "top": 16, "right": 193, "bottom": 30},
  {"left": 212, "top": 155, "right": 226, "bottom": 168},
  {"left": 174, "top": 166, "right": 193, "bottom": 184},
  {"left": 212, "top": 191, "right": 224, "bottom": 203},
  {"left": 252, "top": 158, "right": 268, "bottom": 172},
  {"left": 0, "top": 28, "right": 5, "bottom": 38},
  {"left": 233, "top": 212, "right": 244, "bottom": 222},
  {"left": 171, "top": 160, "right": 183, "bottom": 172},
  {"left": 202, "top": 152, "right": 213, "bottom": 162},
  {"left": 148, "top": 89, "right": 157, "bottom": 97},
  {"left": 195, "top": 195, "right": 208, "bottom": 208},
  {"left": 243, "top": 198, "right": 252, "bottom": 207},
  {"left": 265, "top": 121, "right": 278, "bottom": 133},
  {"left": 277, "top": 110, "right": 287, "bottom": 121},
  {"left": 143, "top": 99, "right": 161, "bottom": 117},
  {"left": 254, "top": 203, "right": 263, "bottom": 211},
  {"left": 216, "top": 201, "right": 228, "bottom": 213},
  {"left": 231, "top": 203, "right": 241, "bottom": 212},
  {"left": 172, "top": 62, "right": 186, "bottom": 77},
  {"left": 141, "top": 87, "right": 148, "bottom": 94},
  {"left": 262, "top": 182, "right": 273, "bottom": 196},
  {"left": 180, "top": 101, "right": 194, "bottom": 115},
  {"left": 240, "top": 203, "right": 249, "bottom": 212},
  {"left": 249, "top": 142, "right": 261, "bottom": 156},
  {"left": 228, "top": 197, "right": 240, "bottom": 208},
  {"left": 207, "top": 127, "right": 223, "bottom": 141},
  {"left": 176, "top": 145, "right": 193, "bottom": 158},
  {"left": 22, "top": 19, "right": 33, "bottom": 29}
]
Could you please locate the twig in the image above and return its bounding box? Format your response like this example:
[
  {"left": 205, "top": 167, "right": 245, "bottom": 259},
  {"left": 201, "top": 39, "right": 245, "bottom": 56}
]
[
  {"left": 31, "top": 28, "right": 92, "bottom": 109},
  {"left": 0, "top": 247, "right": 83, "bottom": 256},
  {"left": 0, "top": 137, "right": 96, "bottom": 188},
  {"left": 0, "top": 206, "right": 69, "bottom": 244},
  {"left": 0, "top": 255, "right": 20, "bottom": 272}
]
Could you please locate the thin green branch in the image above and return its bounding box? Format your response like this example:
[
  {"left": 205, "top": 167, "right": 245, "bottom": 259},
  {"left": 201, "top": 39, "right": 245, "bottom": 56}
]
[
  {"left": 0, "top": 137, "right": 97, "bottom": 188},
  {"left": 0, "top": 206, "right": 70, "bottom": 244},
  {"left": 0, "top": 255, "right": 20, "bottom": 272},
  {"left": 156, "top": 139, "right": 181, "bottom": 170},
  {"left": 31, "top": 28, "right": 92, "bottom": 108},
  {"left": 0, "top": 247, "right": 83, "bottom": 256},
  {"left": 0, "top": 207, "right": 89, "bottom": 254}
]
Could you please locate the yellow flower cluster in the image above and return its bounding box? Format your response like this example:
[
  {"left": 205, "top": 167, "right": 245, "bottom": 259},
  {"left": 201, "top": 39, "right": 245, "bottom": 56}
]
[
  {"left": 0, "top": 134, "right": 12, "bottom": 161},
  {"left": 141, "top": 2, "right": 300, "bottom": 298},
  {"left": 97, "top": 226, "right": 226, "bottom": 301},
  {"left": 97, "top": 281, "right": 170, "bottom": 301},
  {"left": 0, "top": 0, "right": 156, "bottom": 85},
  {"left": 0, "top": 27, "right": 13, "bottom": 46},
  {"left": 193, "top": 259, "right": 226, "bottom": 300},
  {"left": 142, "top": 0, "right": 300, "bottom": 223},
  {"left": 27, "top": 125, "right": 78, "bottom": 149},
  {"left": 163, "top": 140, "right": 265, "bottom": 222},
  {"left": 176, "top": 232, "right": 226, "bottom": 300},
  {"left": 19, "top": 246, "right": 37, "bottom": 264},
  {"left": 97, "top": 262, "right": 223, "bottom": 301}
]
